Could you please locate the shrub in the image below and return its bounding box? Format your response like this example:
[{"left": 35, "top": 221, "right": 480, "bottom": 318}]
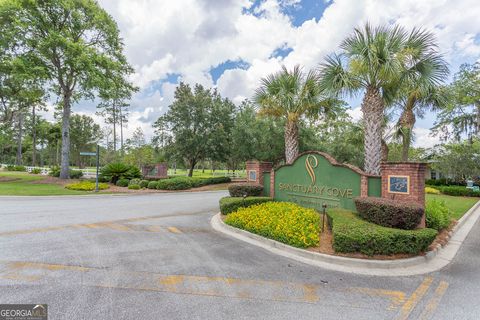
[
  {"left": 327, "top": 209, "right": 437, "bottom": 256},
  {"left": 425, "top": 199, "right": 452, "bottom": 231},
  {"left": 147, "top": 181, "right": 158, "bottom": 189},
  {"left": 100, "top": 163, "right": 141, "bottom": 184},
  {"left": 116, "top": 179, "right": 130, "bottom": 187},
  {"left": 140, "top": 180, "right": 149, "bottom": 188},
  {"left": 69, "top": 170, "right": 83, "bottom": 179},
  {"left": 228, "top": 183, "right": 263, "bottom": 197},
  {"left": 354, "top": 197, "right": 424, "bottom": 230},
  {"left": 435, "top": 185, "right": 480, "bottom": 197},
  {"left": 425, "top": 186, "right": 440, "bottom": 194},
  {"left": 7, "top": 165, "right": 26, "bottom": 172},
  {"left": 65, "top": 181, "right": 109, "bottom": 191},
  {"left": 30, "top": 168, "right": 42, "bottom": 174},
  {"left": 156, "top": 177, "right": 193, "bottom": 190},
  {"left": 219, "top": 196, "right": 272, "bottom": 215},
  {"left": 49, "top": 166, "right": 83, "bottom": 179},
  {"left": 225, "top": 202, "right": 320, "bottom": 248},
  {"left": 129, "top": 178, "right": 142, "bottom": 186},
  {"left": 202, "top": 176, "right": 231, "bottom": 184},
  {"left": 128, "top": 184, "right": 141, "bottom": 190}
]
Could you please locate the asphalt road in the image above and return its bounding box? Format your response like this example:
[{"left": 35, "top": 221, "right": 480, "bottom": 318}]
[{"left": 0, "top": 192, "right": 479, "bottom": 320}]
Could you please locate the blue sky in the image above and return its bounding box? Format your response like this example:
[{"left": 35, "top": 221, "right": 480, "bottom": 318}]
[{"left": 67, "top": 0, "right": 480, "bottom": 147}]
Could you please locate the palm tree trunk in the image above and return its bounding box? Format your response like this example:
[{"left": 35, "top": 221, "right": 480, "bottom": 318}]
[
  {"left": 60, "top": 94, "right": 72, "bottom": 179},
  {"left": 361, "top": 87, "right": 384, "bottom": 175},
  {"left": 284, "top": 120, "right": 299, "bottom": 164},
  {"left": 399, "top": 107, "right": 415, "bottom": 162}
]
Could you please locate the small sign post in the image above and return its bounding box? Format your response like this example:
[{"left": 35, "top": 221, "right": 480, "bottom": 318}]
[{"left": 79, "top": 145, "right": 100, "bottom": 192}]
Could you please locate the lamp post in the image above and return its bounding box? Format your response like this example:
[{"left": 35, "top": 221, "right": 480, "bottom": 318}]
[{"left": 321, "top": 203, "right": 327, "bottom": 233}]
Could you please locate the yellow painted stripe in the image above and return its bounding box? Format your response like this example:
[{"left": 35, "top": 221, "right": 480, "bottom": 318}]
[
  {"left": 418, "top": 281, "right": 449, "bottom": 320},
  {"left": 146, "top": 225, "right": 163, "bottom": 232},
  {"left": 349, "top": 287, "right": 406, "bottom": 310},
  {"left": 7, "top": 261, "right": 90, "bottom": 272},
  {"left": 102, "top": 223, "right": 131, "bottom": 232},
  {"left": 167, "top": 227, "right": 182, "bottom": 234},
  {"left": 396, "top": 277, "right": 434, "bottom": 320}
]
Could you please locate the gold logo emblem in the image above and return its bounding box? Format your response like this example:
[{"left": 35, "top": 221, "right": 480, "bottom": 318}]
[{"left": 305, "top": 154, "right": 318, "bottom": 185}]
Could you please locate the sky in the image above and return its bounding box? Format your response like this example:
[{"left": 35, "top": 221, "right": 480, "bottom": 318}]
[{"left": 59, "top": 0, "right": 480, "bottom": 148}]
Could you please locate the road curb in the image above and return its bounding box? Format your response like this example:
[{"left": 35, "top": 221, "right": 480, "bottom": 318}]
[{"left": 211, "top": 200, "right": 480, "bottom": 276}]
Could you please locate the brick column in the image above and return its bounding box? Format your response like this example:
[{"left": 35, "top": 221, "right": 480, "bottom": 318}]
[
  {"left": 381, "top": 162, "right": 427, "bottom": 228},
  {"left": 270, "top": 169, "right": 275, "bottom": 198},
  {"left": 245, "top": 160, "right": 273, "bottom": 185}
]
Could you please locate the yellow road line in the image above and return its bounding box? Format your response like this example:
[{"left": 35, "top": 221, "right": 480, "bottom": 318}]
[
  {"left": 396, "top": 277, "right": 434, "bottom": 320},
  {"left": 418, "top": 281, "right": 449, "bottom": 320},
  {"left": 102, "top": 223, "right": 131, "bottom": 232},
  {"left": 349, "top": 287, "right": 406, "bottom": 310},
  {"left": 7, "top": 261, "right": 91, "bottom": 272},
  {"left": 146, "top": 225, "right": 164, "bottom": 232},
  {"left": 167, "top": 226, "right": 182, "bottom": 234}
]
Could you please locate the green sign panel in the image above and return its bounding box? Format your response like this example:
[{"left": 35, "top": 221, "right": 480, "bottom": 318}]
[{"left": 272, "top": 152, "right": 371, "bottom": 212}]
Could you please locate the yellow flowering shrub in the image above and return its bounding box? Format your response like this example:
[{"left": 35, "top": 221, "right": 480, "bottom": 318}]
[
  {"left": 225, "top": 202, "right": 320, "bottom": 248},
  {"left": 425, "top": 187, "right": 440, "bottom": 194},
  {"left": 65, "top": 181, "right": 109, "bottom": 191}
]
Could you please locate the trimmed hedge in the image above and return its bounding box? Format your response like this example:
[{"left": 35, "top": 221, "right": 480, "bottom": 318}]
[
  {"left": 155, "top": 176, "right": 232, "bottom": 190},
  {"left": 116, "top": 179, "right": 130, "bottom": 187},
  {"left": 228, "top": 183, "right": 263, "bottom": 197},
  {"left": 140, "top": 180, "right": 149, "bottom": 188},
  {"left": 65, "top": 181, "right": 109, "bottom": 191},
  {"left": 128, "top": 184, "right": 141, "bottom": 190},
  {"left": 219, "top": 196, "right": 272, "bottom": 215},
  {"left": 433, "top": 185, "right": 480, "bottom": 197},
  {"left": 6, "top": 165, "right": 26, "bottom": 172},
  {"left": 30, "top": 168, "right": 42, "bottom": 174},
  {"left": 327, "top": 209, "right": 438, "bottom": 256},
  {"left": 129, "top": 178, "right": 142, "bottom": 186},
  {"left": 354, "top": 197, "right": 424, "bottom": 230},
  {"left": 425, "top": 199, "right": 452, "bottom": 230},
  {"left": 225, "top": 202, "right": 320, "bottom": 248},
  {"left": 147, "top": 181, "right": 158, "bottom": 189}
]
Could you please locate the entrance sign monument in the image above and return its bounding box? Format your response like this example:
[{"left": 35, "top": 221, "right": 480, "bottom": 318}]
[{"left": 246, "top": 151, "right": 427, "bottom": 223}]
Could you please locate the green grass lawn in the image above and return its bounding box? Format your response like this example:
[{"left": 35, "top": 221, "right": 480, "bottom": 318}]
[
  {"left": 0, "top": 171, "right": 89, "bottom": 196},
  {"left": 426, "top": 194, "right": 479, "bottom": 220}
]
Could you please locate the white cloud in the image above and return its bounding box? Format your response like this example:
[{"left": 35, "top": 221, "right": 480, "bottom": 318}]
[
  {"left": 413, "top": 127, "right": 442, "bottom": 148},
  {"left": 86, "top": 0, "right": 480, "bottom": 147}
]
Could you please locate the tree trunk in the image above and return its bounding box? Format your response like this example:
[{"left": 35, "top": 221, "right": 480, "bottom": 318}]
[
  {"left": 60, "top": 95, "right": 72, "bottom": 179},
  {"left": 476, "top": 102, "right": 480, "bottom": 138},
  {"left": 361, "top": 86, "right": 384, "bottom": 175},
  {"left": 188, "top": 159, "right": 196, "bottom": 177},
  {"left": 119, "top": 106, "right": 124, "bottom": 155},
  {"left": 381, "top": 139, "right": 389, "bottom": 163},
  {"left": 113, "top": 103, "right": 117, "bottom": 153},
  {"left": 284, "top": 120, "right": 299, "bottom": 164},
  {"left": 399, "top": 107, "right": 415, "bottom": 162},
  {"left": 32, "top": 105, "right": 37, "bottom": 166},
  {"left": 16, "top": 113, "right": 23, "bottom": 165}
]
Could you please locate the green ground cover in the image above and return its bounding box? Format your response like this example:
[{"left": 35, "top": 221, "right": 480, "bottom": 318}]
[
  {"left": 0, "top": 172, "right": 88, "bottom": 196},
  {"left": 426, "top": 194, "right": 479, "bottom": 220}
]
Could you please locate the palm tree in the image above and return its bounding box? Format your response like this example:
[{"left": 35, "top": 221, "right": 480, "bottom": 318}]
[
  {"left": 319, "top": 24, "right": 442, "bottom": 175},
  {"left": 254, "top": 65, "right": 335, "bottom": 164}
]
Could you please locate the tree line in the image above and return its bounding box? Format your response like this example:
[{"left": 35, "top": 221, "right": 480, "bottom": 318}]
[{"left": 1, "top": 1, "right": 478, "bottom": 180}]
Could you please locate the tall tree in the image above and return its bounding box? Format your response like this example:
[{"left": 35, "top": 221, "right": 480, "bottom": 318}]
[
  {"left": 319, "top": 24, "right": 440, "bottom": 174},
  {"left": 0, "top": 0, "right": 134, "bottom": 178},
  {"left": 254, "top": 65, "right": 336, "bottom": 164},
  {"left": 154, "top": 83, "right": 235, "bottom": 177},
  {"left": 69, "top": 114, "right": 102, "bottom": 168},
  {"left": 433, "top": 63, "right": 480, "bottom": 141}
]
